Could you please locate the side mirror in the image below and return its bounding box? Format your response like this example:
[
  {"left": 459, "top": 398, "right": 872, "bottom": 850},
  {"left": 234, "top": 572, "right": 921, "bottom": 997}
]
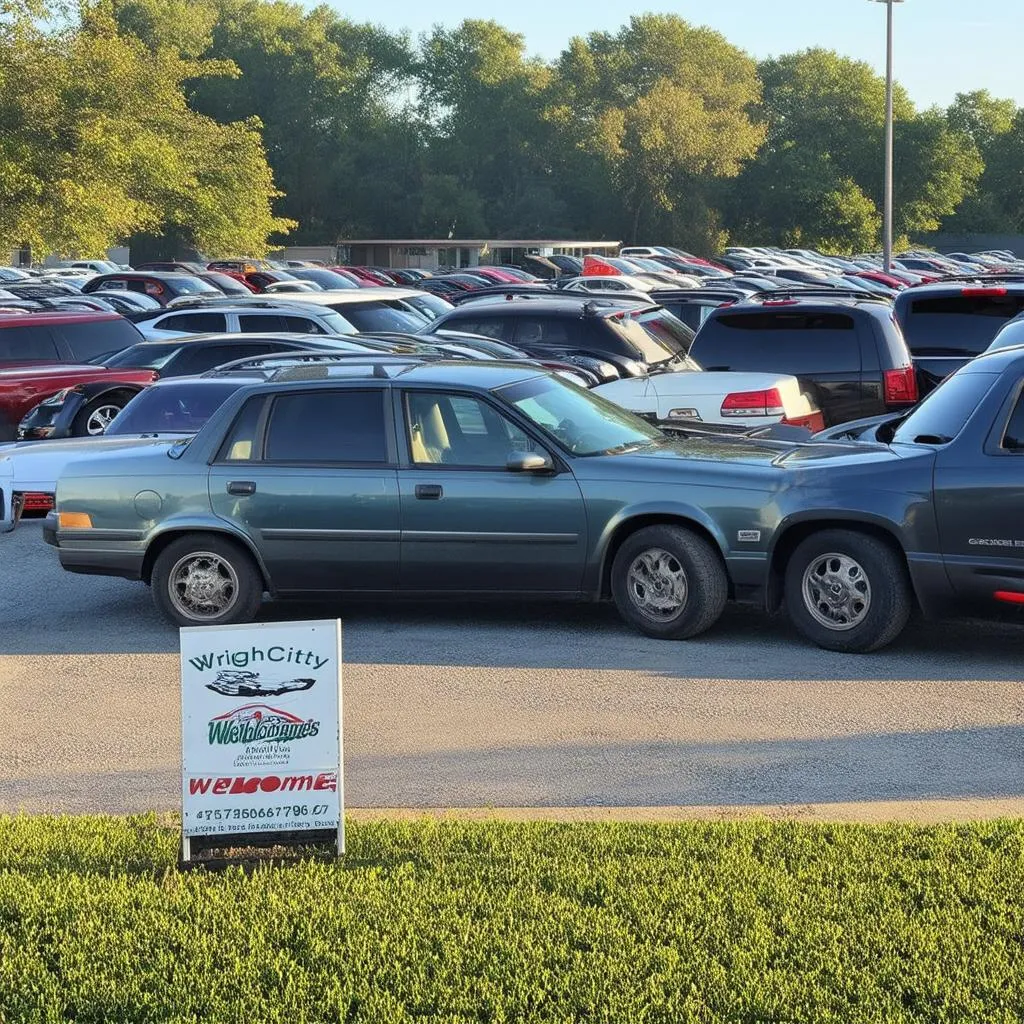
[{"left": 506, "top": 451, "right": 553, "bottom": 473}]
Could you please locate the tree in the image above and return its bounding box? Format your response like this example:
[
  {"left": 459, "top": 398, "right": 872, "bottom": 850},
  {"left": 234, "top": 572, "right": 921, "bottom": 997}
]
[
  {"left": 547, "top": 15, "right": 765, "bottom": 247},
  {"left": 0, "top": 0, "right": 292, "bottom": 258},
  {"left": 722, "top": 49, "right": 982, "bottom": 251}
]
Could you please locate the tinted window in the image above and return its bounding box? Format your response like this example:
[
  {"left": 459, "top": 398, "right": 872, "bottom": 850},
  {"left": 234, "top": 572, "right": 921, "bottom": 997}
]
[
  {"left": 58, "top": 319, "right": 144, "bottom": 360},
  {"left": 405, "top": 392, "right": 535, "bottom": 466},
  {"left": 158, "top": 313, "right": 227, "bottom": 334},
  {"left": 901, "top": 295, "right": 1024, "bottom": 356},
  {"left": 334, "top": 302, "right": 425, "bottom": 333},
  {"left": 986, "top": 318, "right": 1024, "bottom": 353},
  {"left": 170, "top": 343, "right": 285, "bottom": 376},
  {"left": 0, "top": 325, "right": 59, "bottom": 361},
  {"left": 1003, "top": 392, "right": 1024, "bottom": 451},
  {"left": 514, "top": 317, "right": 573, "bottom": 347},
  {"left": 692, "top": 312, "right": 861, "bottom": 374},
  {"left": 661, "top": 301, "right": 723, "bottom": 332},
  {"left": 103, "top": 343, "right": 183, "bottom": 370},
  {"left": 283, "top": 316, "right": 326, "bottom": 334},
  {"left": 891, "top": 371, "right": 999, "bottom": 446},
  {"left": 443, "top": 317, "right": 507, "bottom": 340},
  {"left": 404, "top": 293, "right": 453, "bottom": 320},
  {"left": 108, "top": 381, "right": 246, "bottom": 435},
  {"left": 239, "top": 314, "right": 289, "bottom": 333},
  {"left": 265, "top": 390, "right": 387, "bottom": 463},
  {"left": 168, "top": 277, "right": 220, "bottom": 296}
]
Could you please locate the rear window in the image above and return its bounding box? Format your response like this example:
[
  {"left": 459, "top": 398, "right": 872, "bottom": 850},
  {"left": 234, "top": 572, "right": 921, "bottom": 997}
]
[
  {"left": 900, "top": 294, "right": 1024, "bottom": 356},
  {"left": 108, "top": 382, "right": 245, "bottom": 435},
  {"left": 328, "top": 301, "right": 424, "bottom": 333},
  {"left": 169, "top": 277, "right": 221, "bottom": 296},
  {"left": 103, "top": 343, "right": 183, "bottom": 370},
  {"left": 56, "top": 318, "right": 144, "bottom": 361},
  {"left": 264, "top": 390, "right": 388, "bottom": 463},
  {"left": 891, "top": 371, "right": 999, "bottom": 446},
  {"left": 603, "top": 315, "right": 677, "bottom": 364},
  {"left": 691, "top": 311, "right": 861, "bottom": 374},
  {"left": 0, "top": 324, "right": 59, "bottom": 361}
]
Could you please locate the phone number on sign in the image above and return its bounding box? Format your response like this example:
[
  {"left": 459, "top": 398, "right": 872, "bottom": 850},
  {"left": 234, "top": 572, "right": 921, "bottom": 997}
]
[{"left": 192, "top": 804, "right": 332, "bottom": 822}]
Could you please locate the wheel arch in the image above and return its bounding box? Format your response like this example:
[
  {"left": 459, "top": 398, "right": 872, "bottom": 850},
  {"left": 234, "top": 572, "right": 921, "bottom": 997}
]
[
  {"left": 142, "top": 524, "right": 273, "bottom": 594},
  {"left": 597, "top": 507, "right": 729, "bottom": 599},
  {"left": 766, "top": 514, "right": 914, "bottom": 613}
]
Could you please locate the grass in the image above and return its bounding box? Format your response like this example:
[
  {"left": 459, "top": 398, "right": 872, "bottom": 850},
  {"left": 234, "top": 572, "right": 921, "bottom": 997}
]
[{"left": 1, "top": 816, "right": 1023, "bottom": 1023}]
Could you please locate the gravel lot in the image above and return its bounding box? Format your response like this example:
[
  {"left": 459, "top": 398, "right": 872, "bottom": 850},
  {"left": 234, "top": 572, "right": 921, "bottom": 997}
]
[{"left": 2, "top": 520, "right": 1023, "bottom": 818}]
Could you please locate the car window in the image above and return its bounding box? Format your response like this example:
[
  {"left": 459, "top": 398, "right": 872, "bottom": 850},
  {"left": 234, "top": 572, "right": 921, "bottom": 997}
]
[
  {"left": 283, "top": 316, "right": 325, "bottom": 334},
  {"left": 264, "top": 390, "right": 387, "bottom": 463},
  {"left": 445, "top": 318, "right": 507, "bottom": 340},
  {"left": 171, "top": 343, "right": 285, "bottom": 376},
  {"left": 891, "top": 371, "right": 999, "bottom": 446},
  {"left": 984, "top": 318, "right": 1024, "bottom": 353},
  {"left": 405, "top": 391, "right": 536, "bottom": 467},
  {"left": 0, "top": 325, "right": 60, "bottom": 361},
  {"left": 215, "top": 396, "right": 266, "bottom": 462},
  {"left": 109, "top": 381, "right": 247, "bottom": 436},
  {"left": 1002, "top": 390, "right": 1024, "bottom": 452},
  {"left": 158, "top": 313, "right": 227, "bottom": 334},
  {"left": 333, "top": 302, "right": 425, "bottom": 333},
  {"left": 901, "top": 295, "right": 1024, "bottom": 356},
  {"left": 237, "top": 314, "right": 287, "bottom": 333},
  {"left": 692, "top": 312, "right": 861, "bottom": 374},
  {"left": 514, "top": 317, "right": 572, "bottom": 347},
  {"left": 55, "top": 319, "right": 143, "bottom": 361}
]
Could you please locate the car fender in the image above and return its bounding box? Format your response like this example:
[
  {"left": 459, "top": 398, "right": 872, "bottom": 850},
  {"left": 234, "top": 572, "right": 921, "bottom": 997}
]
[
  {"left": 47, "top": 381, "right": 146, "bottom": 439},
  {"left": 144, "top": 514, "right": 276, "bottom": 595},
  {"left": 589, "top": 498, "right": 731, "bottom": 594}
]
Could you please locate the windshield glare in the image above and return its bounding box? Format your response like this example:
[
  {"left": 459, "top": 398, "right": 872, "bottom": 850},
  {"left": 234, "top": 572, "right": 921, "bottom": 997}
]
[
  {"left": 891, "top": 371, "right": 999, "bottom": 445},
  {"left": 108, "top": 382, "right": 245, "bottom": 435},
  {"left": 497, "top": 375, "right": 663, "bottom": 456}
]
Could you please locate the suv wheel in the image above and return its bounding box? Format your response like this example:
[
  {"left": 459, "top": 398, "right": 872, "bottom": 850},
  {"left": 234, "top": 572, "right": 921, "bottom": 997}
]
[
  {"left": 611, "top": 524, "right": 727, "bottom": 639},
  {"left": 151, "top": 534, "right": 264, "bottom": 627},
  {"left": 784, "top": 529, "right": 911, "bottom": 652}
]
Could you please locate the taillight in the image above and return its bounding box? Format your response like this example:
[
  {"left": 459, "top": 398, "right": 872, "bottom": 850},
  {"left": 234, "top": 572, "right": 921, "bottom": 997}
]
[
  {"left": 721, "top": 388, "right": 784, "bottom": 417},
  {"left": 762, "top": 299, "right": 798, "bottom": 306},
  {"left": 961, "top": 287, "right": 1007, "bottom": 297},
  {"left": 783, "top": 411, "right": 826, "bottom": 433},
  {"left": 883, "top": 366, "right": 918, "bottom": 405}
]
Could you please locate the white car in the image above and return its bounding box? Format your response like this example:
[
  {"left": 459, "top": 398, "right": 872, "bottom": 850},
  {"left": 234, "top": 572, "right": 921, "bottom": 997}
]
[{"left": 593, "top": 359, "right": 824, "bottom": 431}]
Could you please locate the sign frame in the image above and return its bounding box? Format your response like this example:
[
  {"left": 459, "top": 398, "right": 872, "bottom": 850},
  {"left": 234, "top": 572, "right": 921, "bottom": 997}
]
[{"left": 179, "top": 619, "right": 343, "bottom": 867}]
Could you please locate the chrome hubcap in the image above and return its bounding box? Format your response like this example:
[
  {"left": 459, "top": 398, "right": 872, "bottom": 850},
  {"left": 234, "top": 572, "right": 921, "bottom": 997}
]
[
  {"left": 85, "top": 404, "right": 121, "bottom": 435},
  {"left": 627, "top": 547, "right": 688, "bottom": 621},
  {"left": 168, "top": 552, "right": 239, "bottom": 621},
  {"left": 802, "top": 552, "right": 871, "bottom": 631}
]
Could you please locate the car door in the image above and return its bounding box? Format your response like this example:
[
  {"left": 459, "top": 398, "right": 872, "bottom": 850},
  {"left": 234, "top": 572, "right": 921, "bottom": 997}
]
[
  {"left": 395, "top": 387, "right": 588, "bottom": 593},
  {"left": 933, "top": 380, "right": 1024, "bottom": 604},
  {"left": 208, "top": 386, "right": 400, "bottom": 594}
]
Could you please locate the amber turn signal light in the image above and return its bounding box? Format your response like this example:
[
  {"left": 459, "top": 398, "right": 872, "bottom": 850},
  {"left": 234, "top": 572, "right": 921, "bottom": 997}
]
[{"left": 58, "top": 512, "right": 93, "bottom": 529}]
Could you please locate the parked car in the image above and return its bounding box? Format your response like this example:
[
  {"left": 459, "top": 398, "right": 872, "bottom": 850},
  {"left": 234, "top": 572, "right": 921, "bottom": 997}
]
[
  {"left": 0, "top": 361, "right": 157, "bottom": 444},
  {"left": 690, "top": 295, "right": 918, "bottom": 426},
  {"left": 893, "top": 279, "right": 1024, "bottom": 392},
  {"left": 0, "top": 377, "right": 258, "bottom": 517},
  {"left": 131, "top": 300, "right": 358, "bottom": 340},
  {"left": 134, "top": 261, "right": 207, "bottom": 274},
  {"left": 81, "top": 272, "right": 222, "bottom": 306},
  {"left": 0, "top": 311, "right": 144, "bottom": 369},
  {"left": 42, "top": 348, "right": 1024, "bottom": 651},
  {"left": 424, "top": 296, "right": 693, "bottom": 380}
]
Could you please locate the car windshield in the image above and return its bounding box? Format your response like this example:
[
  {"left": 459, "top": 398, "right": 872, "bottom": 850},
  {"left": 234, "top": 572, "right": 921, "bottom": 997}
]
[
  {"left": 332, "top": 301, "right": 427, "bottom": 333},
  {"left": 102, "top": 343, "right": 184, "bottom": 369},
  {"left": 603, "top": 312, "right": 686, "bottom": 365},
  {"left": 497, "top": 374, "right": 664, "bottom": 456},
  {"left": 890, "top": 371, "right": 1000, "bottom": 446}
]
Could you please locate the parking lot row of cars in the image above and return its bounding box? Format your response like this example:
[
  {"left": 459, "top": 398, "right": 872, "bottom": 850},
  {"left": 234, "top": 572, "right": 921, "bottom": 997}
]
[{"left": 3, "top": 244, "right": 1024, "bottom": 652}]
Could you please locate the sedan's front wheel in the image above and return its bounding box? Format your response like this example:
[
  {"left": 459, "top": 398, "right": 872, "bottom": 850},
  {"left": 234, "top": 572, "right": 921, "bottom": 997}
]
[
  {"left": 151, "top": 535, "right": 264, "bottom": 627},
  {"left": 611, "top": 524, "right": 728, "bottom": 639},
  {"left": 784, "top": 529, "right": 911, "bottom": 652}
]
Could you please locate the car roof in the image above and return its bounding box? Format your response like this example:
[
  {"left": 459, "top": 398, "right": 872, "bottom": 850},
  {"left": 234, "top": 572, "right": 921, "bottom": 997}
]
[
  {"left": 893, "top": 279, "right": 1024, "bottom": 302},
  {"left": 90, "top": 271, "right": 201, "bottom": 281},
  {"left": 717, "top": 295, "right": 893, "bottom": 319},
  {"left": 244, "top": 287, "right": 425, "bottom": 305},
  {"left": 440, "top": 295, "right": 647, "bottom": 316},
  {"left": 117, "top": 332, "right": 359, "bottom": 348},
  {"left": 0, "top": 311, "right": 121, "bottom": 326},
  {"left": 960, "top": 343, "right": 1024, "bottom": 373}
]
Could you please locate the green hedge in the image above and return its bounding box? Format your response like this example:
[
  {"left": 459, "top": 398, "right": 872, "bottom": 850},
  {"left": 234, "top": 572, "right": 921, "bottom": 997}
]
[{"left": 1, "top": 816, "right": 1023, "bottom": 1023}]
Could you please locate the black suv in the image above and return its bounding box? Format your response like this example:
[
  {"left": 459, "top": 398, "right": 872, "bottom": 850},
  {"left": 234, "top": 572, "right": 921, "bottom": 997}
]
[
  {"left": 893, "top": 278, "right": 1024, "bottom": 391},
  {"left": 690, "top": 295, "right": 917, "bottom": 426},
  {"left": 425, "top": 296, "right": 694, "bottom": 380}
]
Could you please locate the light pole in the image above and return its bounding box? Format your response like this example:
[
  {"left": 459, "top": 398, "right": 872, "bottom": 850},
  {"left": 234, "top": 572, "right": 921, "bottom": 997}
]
[{"left": 870, "top": 0, "right": 903, "bottom": 272}]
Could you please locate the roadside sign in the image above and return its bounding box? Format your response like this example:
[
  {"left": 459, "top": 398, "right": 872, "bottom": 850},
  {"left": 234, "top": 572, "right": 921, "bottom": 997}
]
[{"left": 179, "top": 619, "right": 343, "bottom": 865}]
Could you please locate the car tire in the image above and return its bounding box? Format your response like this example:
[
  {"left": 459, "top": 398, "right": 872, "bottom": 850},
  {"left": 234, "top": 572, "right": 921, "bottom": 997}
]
[
  {"left": 151, "top": 534, "right": 264, "bottom": 628},
  {"left": 784, "top": 529, "right": 911, "bottom": 652},
  {"left": 71, "top": 394, "right": 132, "bottom": 436},
  {"left": 611, "top": 524, "right": 728, "bottom": 639}
]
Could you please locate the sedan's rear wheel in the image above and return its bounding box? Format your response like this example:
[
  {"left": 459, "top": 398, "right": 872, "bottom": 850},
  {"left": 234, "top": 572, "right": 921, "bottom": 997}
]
[
  {"left": 611, "top": 524, "right": 727, "bottom": 639},
  {"left": 784, "top": 529, "right": 911, "bottom": 652},
  {"left": 151, "top": 535, "right": 263, "bottom": 627}
]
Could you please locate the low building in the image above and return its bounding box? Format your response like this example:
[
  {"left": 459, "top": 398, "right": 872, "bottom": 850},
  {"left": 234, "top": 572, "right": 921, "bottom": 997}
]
[{"left": 273, "top": 239, "right": 620, "bottom": 270}]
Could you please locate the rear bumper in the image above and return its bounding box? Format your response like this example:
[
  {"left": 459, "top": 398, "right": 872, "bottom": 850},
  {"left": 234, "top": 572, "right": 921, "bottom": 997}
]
[{"left": 44, "top": 516, "right": 146, "bottom": 580}]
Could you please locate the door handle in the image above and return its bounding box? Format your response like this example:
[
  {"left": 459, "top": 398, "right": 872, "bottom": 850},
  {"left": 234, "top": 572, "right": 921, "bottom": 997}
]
[
  {"left": 415, "top": 484, "right": 443, "bottom": 500},
  {"left": 227, "top": 481, "right": 256, "bottom": 496}
]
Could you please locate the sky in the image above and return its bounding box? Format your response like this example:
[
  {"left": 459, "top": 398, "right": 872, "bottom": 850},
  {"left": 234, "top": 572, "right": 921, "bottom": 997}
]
[{"left": 327, "top": 0, "right": 1022, "bottom": 110}]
